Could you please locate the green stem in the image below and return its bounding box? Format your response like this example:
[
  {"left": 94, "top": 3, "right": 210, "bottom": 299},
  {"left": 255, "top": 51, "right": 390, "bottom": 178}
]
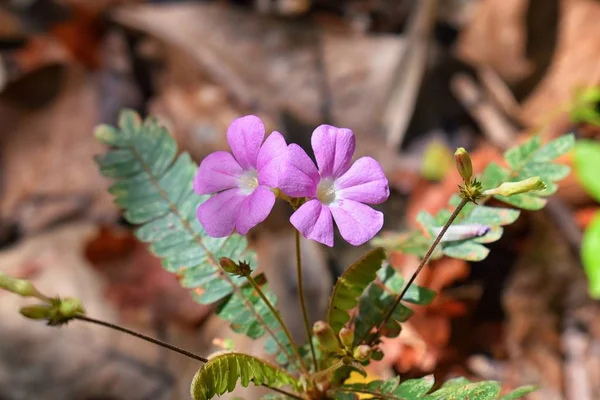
[
  {"left": 76, "top": 315, "right": 305, "bottom": 399},
  {"left": 245, "top": 274, "right": 309, "bottom": 374},
  {"left": 375, "top": 198, "right": 469, "bottom": 336},
  {"left": 264, "top": 384, "right": 306, "bottom": 400},
  {"left": 75, "top": 315, "right": 209, "bottom": 363},
  {"left": 295, "top": 230, "right": 318, "bottom": 371}
]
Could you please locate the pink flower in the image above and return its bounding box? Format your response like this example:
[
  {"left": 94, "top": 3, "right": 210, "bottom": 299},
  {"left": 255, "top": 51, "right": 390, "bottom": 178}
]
[
  {"left": 279, "top": 125, "right": 389, "bottom": 247},
  {"left": 194, "top": 115, "right": 286, "bottom": 237}
]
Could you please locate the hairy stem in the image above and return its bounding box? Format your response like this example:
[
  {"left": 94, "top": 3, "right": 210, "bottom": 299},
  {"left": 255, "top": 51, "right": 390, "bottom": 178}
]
[
  {"left": 76, "top": 315, "right": 305, "bottom": 399},
  {"left": 375, "top": 198, "right": 469, "bottom": 335},
  {"left": 265, "top": 384, "right": 306, "bottom": 400},
  {"left": 245, "top": 274, "right": 308, "bottom": 374},
  {"left": 295, "top": 230, "right": 318, "bottom": 371},
  {"left": 75, "top": 315, "right": 209, "bottom": 363}
]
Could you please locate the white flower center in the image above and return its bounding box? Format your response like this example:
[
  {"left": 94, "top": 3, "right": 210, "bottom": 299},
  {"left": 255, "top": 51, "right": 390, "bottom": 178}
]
[
  {"left": 317, "top": 178, "right": 337, "bottom": 205},
  {"left": 239, "top": 169, "right": 259, "bottom": 194}
]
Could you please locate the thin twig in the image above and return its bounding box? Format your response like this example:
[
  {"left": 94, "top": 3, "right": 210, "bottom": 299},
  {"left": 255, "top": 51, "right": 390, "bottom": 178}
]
[
  {"left": 75, "top": 315, "right": 208, "bottom": 363},
  {"left": 295, "top": 230, "right": 318, "bottom": 371},
  {"left": 383, "top": 0, "right": 437, "bottom": 148},
  {"left": 374, "top": 198, "right": 469, "bottom": 336},
  {"left": 245, "top": 274, "right": 309, "bottom": 374},
  {"left": 264, "top": 384, "right": 306, "bottom": 400},
  {"left": 76, "top": 315, "right": 306, "bottom": 399}
]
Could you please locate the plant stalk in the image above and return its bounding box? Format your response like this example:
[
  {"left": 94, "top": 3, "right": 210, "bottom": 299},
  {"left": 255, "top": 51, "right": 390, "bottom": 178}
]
[
  {"left": 75, "top": 315, "right": 209, "bottom": 363},
  {"left": 76, "top": 315, "right": 305, "bottom": 399},
  {"left": 244, "top": 274, "right": 309, "bottom": 374},
  {"left": 295, "top": 230, "right": 318, "bottom": 371},
  {"left": 375, "top": 198, "right": 469, "bottom": 334}
]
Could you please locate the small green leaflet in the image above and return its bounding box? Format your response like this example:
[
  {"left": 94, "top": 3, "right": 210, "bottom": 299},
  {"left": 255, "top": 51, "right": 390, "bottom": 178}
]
[
  {"left": 327, "top": 248, "right": 387, "bottom": 334},
  {"left": 354, "top": 265, "right": 435, "bottom": 345},
  {"left": 190, "top": 353, "right": 298, "bottom": 400},
  {"left": 334, "top": 375, "right": 537, "bottom": 399}
]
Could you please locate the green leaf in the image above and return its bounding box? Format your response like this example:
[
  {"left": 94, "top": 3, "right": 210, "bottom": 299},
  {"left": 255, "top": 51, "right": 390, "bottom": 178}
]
[
  {"left": 442, "top": 240, "right": 490, "bottom": 261},
  {"left": 95, "top": 110, "right": 296, "bottom": 367},
  {"left": 335, "top": 376, "right": 521, "bottom": 400},
  {"left": 493, "top": 134, "right": 573, "bottom": 210},
  {"left": 327, "top": 248, "right": 387, "bottom": 333},
  {"left": 500, "top": 385, "right": 539, "bottom": 400},
  {"left": 493, "top": 193, "right": 547, "bottom": 211},
  {"left": 531, "top": 134, "right": 575, "bottom": 163},
  {"left": 481, "top": 163, "right": 510, "bottom": 190},
  {"left": 581, "top": 211, "right": 600, "bottom": 299},
  {"left": 574, "top": 140, "right": 600, "bottom": 203},
  {"left": 190, "top": 353, "right": 297, "bottom": 400},
  {"left": 425, "top": 379, "right": 500, "bottom": 400},
  {"left": 354, "top": 265, "right": 434, "bottom": 346},
  {"left": 396, "top": 376, "right": 435, "bottom": 397},
  {"left": 504, "top": 136, "right": 541, "bottom": 170}
]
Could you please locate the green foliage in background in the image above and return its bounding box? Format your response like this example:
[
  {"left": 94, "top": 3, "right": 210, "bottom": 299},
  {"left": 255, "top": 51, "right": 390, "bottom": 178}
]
[{"left": 375, "top": 134, "right": 574, "bottom": 262}]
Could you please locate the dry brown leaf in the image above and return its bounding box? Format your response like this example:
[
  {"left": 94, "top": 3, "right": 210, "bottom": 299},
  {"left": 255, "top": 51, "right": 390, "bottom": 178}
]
[
  {"left": 0, "top": 67, "right": 117, "bottom": 235},
  {"left": 521, "top": 0, "right": 600, "bottom": 126},
  {"left": 456, "top": 0, "right": 533, "bottom": 84}
]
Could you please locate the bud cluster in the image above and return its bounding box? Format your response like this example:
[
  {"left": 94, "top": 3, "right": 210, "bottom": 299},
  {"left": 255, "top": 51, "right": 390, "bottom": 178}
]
[{"left": 312, "top": 321, "right": 374, "bottom": 364}]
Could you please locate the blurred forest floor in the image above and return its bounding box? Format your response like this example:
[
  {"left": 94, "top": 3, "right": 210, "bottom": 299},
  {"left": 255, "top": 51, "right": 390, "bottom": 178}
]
[{"left": 1, "top": 0, "right": 600, "bottom": 399}]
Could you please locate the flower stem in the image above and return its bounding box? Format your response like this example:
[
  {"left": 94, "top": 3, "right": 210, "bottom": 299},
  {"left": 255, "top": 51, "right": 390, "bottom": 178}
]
[
  {"left": 244, "top": 274, "right": 309, "bottom": 374},
  {"left": 76, "top": 315, "right": 305, "bottom": 399},
  {"left": 295, "top": 230, "right": 318, "bottom": 371},
  {"left": 375, "top": 198, "right": 469, "bottom": 335},
  {"left": 264, "top": 384, "right": 306, "bottom": 400},
  {"left": 75, "top": 315, "right": 208, "bottom": 363}
]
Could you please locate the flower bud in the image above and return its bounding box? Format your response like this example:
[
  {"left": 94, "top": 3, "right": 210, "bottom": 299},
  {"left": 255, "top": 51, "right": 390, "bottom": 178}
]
[
  {"left": 338, "top": 327, "right": 354, "bottom": 349},
  {"left": 353, "top": 345, "right": 372, "bottom": 362},
  {"left": 20, "top": 305, "right": 52, "bottom": 320},
  {"left": 58, "top": 297, "right": 85, "bottom": 318},
  {"left": 313, "top": 321, "right": 342, "bottom": 354},
  {"left": 454, "top": 147, "right": 473, "bottom": 182},
  {"left": 0, "top": 273, "right": 42, "bottom": 299},
  {"left": 483, "top": 177, "right": 546, "bottom": 197},
  {"left": 219, "top": 258, "right": 251, "bottom": 276}
]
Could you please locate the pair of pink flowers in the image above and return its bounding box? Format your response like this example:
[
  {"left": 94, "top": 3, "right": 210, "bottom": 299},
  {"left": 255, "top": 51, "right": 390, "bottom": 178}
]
[{"left": 193, "top": 116, "right": 389, "bottom": 247}]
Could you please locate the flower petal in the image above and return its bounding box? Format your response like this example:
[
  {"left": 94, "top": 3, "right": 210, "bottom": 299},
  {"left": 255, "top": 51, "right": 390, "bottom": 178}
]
[
  {"left": 311, "top": 124, "right": 356, "bottom": 178},
  {"left": 194, "top": 151, "right": 243, "bottom": 195},
  {"left": 197, "top": 188, "right": 246, "bottom": 237},
  {"left": 235, "top": 186, "right": 276, "bottom": 235},
  {"left": 290, "top": 199, "right": 334, "bottom": 247},
  {"left": 335, "top": 157, "right": 389, "bottom": 204},
  {"left": 279, "top": 144, "right": 320, "bottom": 197},
  {"left": 227, "top": 115, "right": 265, "bottom": 169},
  {"left": 330, "top": 200, "right": 383, "bottom": 246},
  {"left": 257, "top": 131, "right": 287, "bottom": 187}
]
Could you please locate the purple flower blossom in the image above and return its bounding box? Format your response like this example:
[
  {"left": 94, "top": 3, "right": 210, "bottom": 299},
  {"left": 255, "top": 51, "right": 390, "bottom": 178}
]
[
  {"left": 194, "top": 115, "right": 286, "bottom": 237},
  {"left": 279, "top": 125, "right": 389, "bottom": 247}
]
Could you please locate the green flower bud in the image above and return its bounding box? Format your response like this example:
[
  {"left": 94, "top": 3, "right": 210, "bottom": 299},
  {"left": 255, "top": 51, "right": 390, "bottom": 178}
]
[
  {"left": 483, "top": 177, "right": 547, "bottom": 197},
  {"left": 219, "top": 258, "right": 251, "bottom": 276},
  {"left": 58, "top": 298, "right": 85, "bottom": 318},
  {"left": 313, "top": 321, "right": 342, "bottom": 354},
  {"left": 0, "top": 272, "right": 43, "bottom": 299},
  {"left": 353, "top": 345, "right": 372, "bottom": 362},
  {"left": 338, "top": 327, "right": 354, "bottom": 349},
  {"left": 454, "top": 147, "right": 473, "bottom": 182},
  {"left": 20, "top": 305, "right": 52, "bottom": 320}
]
